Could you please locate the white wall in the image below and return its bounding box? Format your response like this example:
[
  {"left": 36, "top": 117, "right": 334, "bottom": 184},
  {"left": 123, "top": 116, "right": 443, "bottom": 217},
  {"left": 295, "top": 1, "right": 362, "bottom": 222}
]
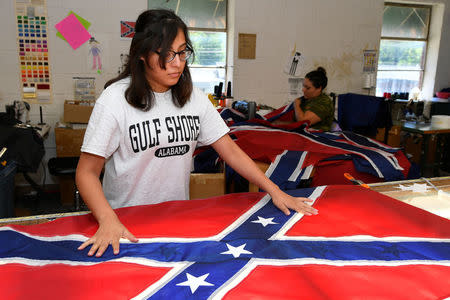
[
  {"left": 232, "top": 0, "right": 385, "bottom": 107},
  {"left": 231, "top": 0, "right": 449, "bottom": 107}
]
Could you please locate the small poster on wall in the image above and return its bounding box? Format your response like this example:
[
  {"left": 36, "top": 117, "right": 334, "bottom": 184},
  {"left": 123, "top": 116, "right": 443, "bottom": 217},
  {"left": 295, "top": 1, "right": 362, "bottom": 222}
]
[
  {"left": 283, "top": 51, "right": 304, "bottom": 77},
  {"left": 88, "top": 37, "right": 102, "bottom": 74},
  {"left": 121, "top": 21, "right": 136, "bottom": 38},
  {"left": 238, "top": 33, "right": 256, "bottom": 59},
  {"left": 363, "top": 50, "right": 377, "bottom": 73}
]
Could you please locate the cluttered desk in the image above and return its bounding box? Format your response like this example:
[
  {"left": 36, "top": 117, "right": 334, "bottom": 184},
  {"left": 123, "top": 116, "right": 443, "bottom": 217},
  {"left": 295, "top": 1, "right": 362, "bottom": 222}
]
[{"left": 401, "top": 119, "right": 450, "bottom": 177}]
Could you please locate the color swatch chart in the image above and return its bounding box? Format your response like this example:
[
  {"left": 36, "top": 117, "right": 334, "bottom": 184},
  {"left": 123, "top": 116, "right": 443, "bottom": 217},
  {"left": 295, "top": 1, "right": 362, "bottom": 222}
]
[{"left": 15, "top": 0, "right": 52, "bottom": 103}]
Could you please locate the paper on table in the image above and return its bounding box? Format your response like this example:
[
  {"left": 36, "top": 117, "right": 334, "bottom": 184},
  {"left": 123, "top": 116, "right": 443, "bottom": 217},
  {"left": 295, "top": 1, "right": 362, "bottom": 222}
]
[
  {"left": 54, "top": 13, "right": 91, "bottom": 50},
  {"left": 395, "top": 183, "right": 431, "bottom": 193}
]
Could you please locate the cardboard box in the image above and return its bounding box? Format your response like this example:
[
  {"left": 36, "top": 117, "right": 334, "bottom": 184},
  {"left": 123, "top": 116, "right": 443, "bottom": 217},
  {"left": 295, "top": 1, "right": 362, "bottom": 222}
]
[
  {"left": 54, "top": 127, "right": 86, "bottom": 157},
  {"left": 63, "top": 100, "right": 94, "bottom": 124},
  {"left": 189, "top": 173, "right": 225, "bottom": 199},
  {"left": 59, "top": 177, "right": 76, "bottom": 205},
  {"left": 403, "top": 134, "right": 437, "bottom": 165},
  {"left": 375, "top": 125, "right": 401, "bottom": 147},
  {"left": 56, "top": 173, "right": 225, "bottom": 205}
]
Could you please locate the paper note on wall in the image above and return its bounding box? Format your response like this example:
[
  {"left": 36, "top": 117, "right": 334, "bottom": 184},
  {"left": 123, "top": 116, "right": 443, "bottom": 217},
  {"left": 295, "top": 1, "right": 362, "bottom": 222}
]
[
  {"left": 55, "top": 13, "right": 91, "bottom": 49},
  {"left": 238, "top": 33, "right": 256, "bottom": 59},
  {"left": 56, "top": 11, "right": 91, "bottom": 42}
]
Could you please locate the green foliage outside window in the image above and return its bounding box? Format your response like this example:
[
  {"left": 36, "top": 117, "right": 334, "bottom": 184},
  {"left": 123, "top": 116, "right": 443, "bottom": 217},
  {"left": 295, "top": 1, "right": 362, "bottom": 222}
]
[
  {"left": 190, "top": 31, "right": 226, "bottom": 67},
  {"left": 378, "top": 40, "right": 425, "bottom": 69}
]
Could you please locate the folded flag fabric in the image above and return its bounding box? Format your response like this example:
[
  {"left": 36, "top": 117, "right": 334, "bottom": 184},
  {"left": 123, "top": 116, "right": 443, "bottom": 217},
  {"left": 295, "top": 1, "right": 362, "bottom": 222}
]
[
  {"left": 265, "top": 150, "right": 315, "bottom": 190},
  {"left": 1, "top": 185, "right": 449, "bottom": 299},
  {"left": 227, "top": 122, "right": 412, "bottom": 181},
  {"left": 263, "top": 102, "right": 295, "bottom": 122}
]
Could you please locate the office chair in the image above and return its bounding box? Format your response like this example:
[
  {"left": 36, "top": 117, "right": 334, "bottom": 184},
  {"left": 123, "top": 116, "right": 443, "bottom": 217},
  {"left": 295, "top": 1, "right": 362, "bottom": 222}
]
[{"left": 337, "top": 93, "right": 392, "bottom": 141}]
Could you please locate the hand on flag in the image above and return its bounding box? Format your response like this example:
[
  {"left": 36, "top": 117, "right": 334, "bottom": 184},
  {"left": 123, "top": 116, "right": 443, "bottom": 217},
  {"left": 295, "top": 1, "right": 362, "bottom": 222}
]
[
  {"left": 270, "top": 188, "right": 318, "bottom": 216},
  {"left": 78, "top": 213, "right": 138, "bottom": 257}
]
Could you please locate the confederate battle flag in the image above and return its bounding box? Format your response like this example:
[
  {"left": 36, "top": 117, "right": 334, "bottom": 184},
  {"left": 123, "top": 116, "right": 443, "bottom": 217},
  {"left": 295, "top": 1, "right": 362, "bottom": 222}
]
[{"left": 1, "top": 185, "right": 449, "bottom": 299}]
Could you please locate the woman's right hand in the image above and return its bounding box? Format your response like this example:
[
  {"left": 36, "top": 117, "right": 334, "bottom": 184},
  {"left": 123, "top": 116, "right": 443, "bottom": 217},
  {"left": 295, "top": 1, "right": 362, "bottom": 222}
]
[{"left": 78, "top": 215, "right": 138, "bottom": 257}]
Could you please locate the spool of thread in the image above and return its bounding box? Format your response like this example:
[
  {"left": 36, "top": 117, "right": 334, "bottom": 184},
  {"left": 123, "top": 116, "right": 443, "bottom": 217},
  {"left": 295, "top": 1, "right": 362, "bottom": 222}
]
[
  {"left": 23, "top": 87, "right": 36, "bottom": 93},
  {"left": 217, "top": 82, "right": 223, "bottom": 98},
  {"left": 226, "top": 81, "right": 232, "bottom": 98},
  {"left": 225, "top": 98, "right": 233, "bottom": 108},
  {"left": 248, "top": 101, "right": 256, "bottom": 120}
]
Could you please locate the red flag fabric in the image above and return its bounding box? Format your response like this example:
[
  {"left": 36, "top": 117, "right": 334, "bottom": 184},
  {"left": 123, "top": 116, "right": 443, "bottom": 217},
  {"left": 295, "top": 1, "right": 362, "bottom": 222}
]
[{"left": 1, "top": 186, "right": 449, "bottom": 299}]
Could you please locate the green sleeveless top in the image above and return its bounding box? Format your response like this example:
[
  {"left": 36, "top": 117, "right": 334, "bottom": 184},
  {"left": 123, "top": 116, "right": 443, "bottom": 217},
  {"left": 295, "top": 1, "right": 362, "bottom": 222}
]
[{"left": 299, "top": 93, "right": 334, "bottom": 131}]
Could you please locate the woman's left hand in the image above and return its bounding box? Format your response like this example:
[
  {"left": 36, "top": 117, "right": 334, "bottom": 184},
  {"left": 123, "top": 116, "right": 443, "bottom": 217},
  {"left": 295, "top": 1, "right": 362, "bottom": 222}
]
[
  {"left": 211, "top": 135, "right": 318, "bottom": 217},
  {"left": 270, "top": 189, "right": 318, "bottom": 216}
]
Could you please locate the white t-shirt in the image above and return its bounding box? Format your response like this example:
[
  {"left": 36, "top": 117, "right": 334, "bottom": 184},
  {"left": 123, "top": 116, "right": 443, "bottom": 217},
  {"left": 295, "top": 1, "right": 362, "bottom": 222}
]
[{"left": 81, "top": 78, "right": 229, "bottom": 208}]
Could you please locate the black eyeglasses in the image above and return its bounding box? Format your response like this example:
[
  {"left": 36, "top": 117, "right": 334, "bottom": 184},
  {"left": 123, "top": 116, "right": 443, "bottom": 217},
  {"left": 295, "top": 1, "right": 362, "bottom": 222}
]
[{"left": 155, "top": 49, "right": 193, "bottom": 63}]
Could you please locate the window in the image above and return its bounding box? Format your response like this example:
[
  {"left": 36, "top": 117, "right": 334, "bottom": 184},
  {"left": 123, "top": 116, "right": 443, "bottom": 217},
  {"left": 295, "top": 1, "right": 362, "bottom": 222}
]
[
  {"left": 376, "top": 3, "right": 431, "bottom": 97},
  {"left": 148, "top": 0, "right": 228, "bottom": 94}
]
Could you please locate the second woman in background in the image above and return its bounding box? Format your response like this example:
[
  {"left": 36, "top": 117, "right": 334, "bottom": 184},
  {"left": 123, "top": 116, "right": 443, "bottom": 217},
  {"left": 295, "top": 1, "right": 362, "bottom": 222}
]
[{"left": 294, "top": 67, "right": 334, "bottom": 131}]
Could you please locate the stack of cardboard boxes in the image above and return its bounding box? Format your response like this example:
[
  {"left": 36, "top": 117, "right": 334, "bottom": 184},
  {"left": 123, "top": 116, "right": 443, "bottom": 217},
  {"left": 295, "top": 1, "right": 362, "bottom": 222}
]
[{"left": 55, "top": 100, "right": 94, "bottom": 157}]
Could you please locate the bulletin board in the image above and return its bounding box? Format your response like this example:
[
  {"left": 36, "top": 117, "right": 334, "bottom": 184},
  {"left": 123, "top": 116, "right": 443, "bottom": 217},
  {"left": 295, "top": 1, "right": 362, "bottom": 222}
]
[
  {"left": 15, "top": 0, "right": 52, "bottom": 104},
  {"left": 238, "top": 33, "right": 256, "bottom": 59}
]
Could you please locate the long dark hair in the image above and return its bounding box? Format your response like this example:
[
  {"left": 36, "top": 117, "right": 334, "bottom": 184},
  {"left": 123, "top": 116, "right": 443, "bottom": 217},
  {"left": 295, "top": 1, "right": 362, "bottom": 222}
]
[
  {"left": 105, "top": 9, "right": 194, "bottom": 111},
  {"left": 305, "top": 67, "right": 328, "bottom": 90}
]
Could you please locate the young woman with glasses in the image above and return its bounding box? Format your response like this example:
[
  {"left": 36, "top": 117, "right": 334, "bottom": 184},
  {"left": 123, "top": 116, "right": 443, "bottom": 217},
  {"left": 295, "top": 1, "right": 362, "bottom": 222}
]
[{"left": 76, "top": 9, "right": 317, "bottom": 258}]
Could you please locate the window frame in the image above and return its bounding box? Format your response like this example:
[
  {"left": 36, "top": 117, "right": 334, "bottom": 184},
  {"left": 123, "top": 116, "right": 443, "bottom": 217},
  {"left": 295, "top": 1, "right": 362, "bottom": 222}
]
[
  {"left": 188, "top": 20, "right": 230, "bottom": 93},
  {"left": 188, "top": 26, "right": 228, "bottom": 72},
  {"left": 377, "top": 2, "right": 432, "bottom": 92}
]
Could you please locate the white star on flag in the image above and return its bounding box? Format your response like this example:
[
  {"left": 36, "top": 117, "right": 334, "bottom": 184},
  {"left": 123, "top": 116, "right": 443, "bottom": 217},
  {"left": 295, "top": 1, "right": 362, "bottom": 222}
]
[
  {"left": 176, "top": 273, "right": 214, "bottom": 293},
  {"left": 251, "top": 216, "right": 278, "bottom": 227},
  {"left": 221, "top": 243, "right": 253, "bottom": 258}
]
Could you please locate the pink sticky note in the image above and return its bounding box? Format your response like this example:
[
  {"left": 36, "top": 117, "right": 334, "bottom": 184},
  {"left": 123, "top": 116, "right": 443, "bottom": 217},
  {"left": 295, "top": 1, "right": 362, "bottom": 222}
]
[{"left": 55, "top": 13, "right": 91, "bottom": 50}]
